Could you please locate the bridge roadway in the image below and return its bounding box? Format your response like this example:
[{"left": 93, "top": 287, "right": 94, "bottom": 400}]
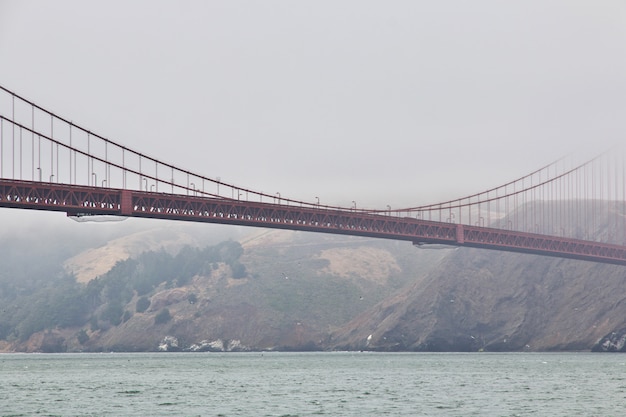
[{"left": 2, "top": 178, "right": 626, "bottom": 266}]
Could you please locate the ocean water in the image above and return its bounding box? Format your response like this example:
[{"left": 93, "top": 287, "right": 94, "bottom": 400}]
[{"left": 1, "top": 351, "right": 626, "bottom": 416}]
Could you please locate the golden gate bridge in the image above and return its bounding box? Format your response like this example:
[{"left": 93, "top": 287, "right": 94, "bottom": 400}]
[{"left": 1, "top": 85, "right": 625, "bottom": 265}]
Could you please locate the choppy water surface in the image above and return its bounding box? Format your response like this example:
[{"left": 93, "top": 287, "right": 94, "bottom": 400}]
[{"left": 1, "top": 352, "right": 626, "bottom": 416}]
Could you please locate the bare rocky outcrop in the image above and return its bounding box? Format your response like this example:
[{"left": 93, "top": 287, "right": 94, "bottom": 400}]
[
  {"left": 329, "top": 247, "right": 626, "bottom": 352},
  {"left": 593, "top": 328, "right": 626, "bottom": 352}
]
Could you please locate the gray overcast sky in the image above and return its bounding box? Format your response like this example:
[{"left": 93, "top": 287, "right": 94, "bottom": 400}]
[{"left": 1, "top": 0, "right": 625, "bottom": 210}]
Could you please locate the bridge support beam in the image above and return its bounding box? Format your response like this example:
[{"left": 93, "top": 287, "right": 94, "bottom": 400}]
[
  {"left": 456, "top": 224, "right": 464, "bottom": 244},
  {"left": 120, "top": 190, "right": 133, "bottom": 216}
]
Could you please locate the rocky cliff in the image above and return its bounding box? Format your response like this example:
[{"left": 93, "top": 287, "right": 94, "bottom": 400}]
[{"left": 329, "top": 247, "right": 626, "bottom": 352}]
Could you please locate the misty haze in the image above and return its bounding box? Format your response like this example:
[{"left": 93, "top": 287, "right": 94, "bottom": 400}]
[{"left": 1, "top": 1, "right": 626, "bottom": 416}]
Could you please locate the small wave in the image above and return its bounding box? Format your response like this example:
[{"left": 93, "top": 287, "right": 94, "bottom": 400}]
[{"left": 118, "top": 390, "right": 141, "bottom": 395}]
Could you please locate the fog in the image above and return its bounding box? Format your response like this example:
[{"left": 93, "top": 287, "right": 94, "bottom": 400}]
[{"left": 1, "top": 1, "right": 625, "bottom": 231}]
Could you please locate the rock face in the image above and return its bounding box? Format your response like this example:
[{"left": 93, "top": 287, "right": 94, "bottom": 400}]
[
  {"left": 329, "top": 248, "right": 626, "bottom": 352},
  {"left": 592, "top": 328, "right": 626, "bottom": 352}
]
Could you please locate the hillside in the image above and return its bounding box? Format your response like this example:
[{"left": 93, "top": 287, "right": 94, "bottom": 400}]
[
  {"left": 327, "top": 202, "right": 626, "bottom": 352},
  {"left": 3, "top": 209, "right": 626, "bottom": 353},
  {"left": 80, "top": 231, "right": 450, "bottom": 352},
  {"left": 0, "top": 225, "right": 450, "bottom": 352},
  {"left": 329, "top": 247, "right": 626, "bottom": 352}
]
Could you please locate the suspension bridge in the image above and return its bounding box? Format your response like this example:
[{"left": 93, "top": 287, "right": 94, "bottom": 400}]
[{"left": 1, "top": 85, "right": 625, "bottom": 265}]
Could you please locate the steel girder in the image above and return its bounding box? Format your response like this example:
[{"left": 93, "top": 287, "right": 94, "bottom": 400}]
[
  {"left": 2, "top": 179, "right": 626, "bottom": 265},
  {"left": 460, "top": 225, "right": 626, "bottom": 265},
  {"left": 0, "top": 179, "right": 120, "bottom": 214},
  {"left": 130, "top": 192, "right": 458, "bottom": 242}
]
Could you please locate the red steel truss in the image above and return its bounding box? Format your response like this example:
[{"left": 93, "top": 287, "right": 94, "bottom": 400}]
[{"left": 2, "top": 179, "right": 626, "bottom": 266}]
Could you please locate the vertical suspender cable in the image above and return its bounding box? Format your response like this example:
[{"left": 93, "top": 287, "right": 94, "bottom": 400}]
[
  {"left": 104, "top": 141, "right": 108, "bottom": 187},
  {"left": 619, "top": 150, "right": 626, "bottom": 245},
  {"left": 1, "top": 117, "right": 3, "bottom": 178},
  {"left": 69, "top": 123, "right": 72, "bottom": 184},
  {"left": 608, "top": 153, "right": 612, "bottom": 242},
  {"left": 122, "top": 148, "right": 126, "bottom": 189},
  {"left": 38, "top": 130, "right": 41, "bottom": 181},
  {"left": 561, "top": 160, "right": 564, "bottom": 236},
  {"left": 12, "top": 95, "right": 15, "bottom": 179},
  {"left": 31, "top": 106, "right": 34, "bottom": 181},
  {"left": 593, "top": 160, "right": 597, "bottom": 239},
  {"left": 19, "top": 127, "right": 22, "bottom": 180},
  {"left": 50, "top": 115, "right": 53, "bottom": 182},
  {"left": 139, "top": 155, "right": 142, "bottom": 190},
  {"left": 54, "top": 115, "right": 58, "bottom": 182},
  {"left": 613, "top": 151, "right": 618, "bottom": 244}
]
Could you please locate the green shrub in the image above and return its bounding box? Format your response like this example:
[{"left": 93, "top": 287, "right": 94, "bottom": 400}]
[
  {"left": 187, "top": 293, "right": 198, "bottom": 304},
  {"left": 155, "top": 308, "right": 172, "bottom": 325},
  {"left": 136, "top": 296, "right": 151, "bottom": 313},
  {"left": 101, "top": 302, "right": 124, "bottom": 325},
  {"left": 230, "top": 262, "right": 247, "bottom": 279},
  {"left": 122, "top": 310, "right": 132, "bottom": 322},
  {"left": 76, "top": 329, "right": 89, "bottom": 345}
]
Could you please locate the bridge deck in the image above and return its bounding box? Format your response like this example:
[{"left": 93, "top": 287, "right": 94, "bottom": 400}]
[{"left": 2, "top": 179, "right": 626, "bottom": 266}]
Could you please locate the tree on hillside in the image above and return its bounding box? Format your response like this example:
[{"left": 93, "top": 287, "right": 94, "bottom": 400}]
[
  {"left": 136, "top": 296, "right": 151, "bottom": 313},
  {"left": 0, "top": 238, "right": 248, "bottom": 344},
  {"left": 231, "top": 261, "right": 247, "bottom": 279},
  {"left": 155, "top": 308, "right": 172, "bottom": 324}
]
